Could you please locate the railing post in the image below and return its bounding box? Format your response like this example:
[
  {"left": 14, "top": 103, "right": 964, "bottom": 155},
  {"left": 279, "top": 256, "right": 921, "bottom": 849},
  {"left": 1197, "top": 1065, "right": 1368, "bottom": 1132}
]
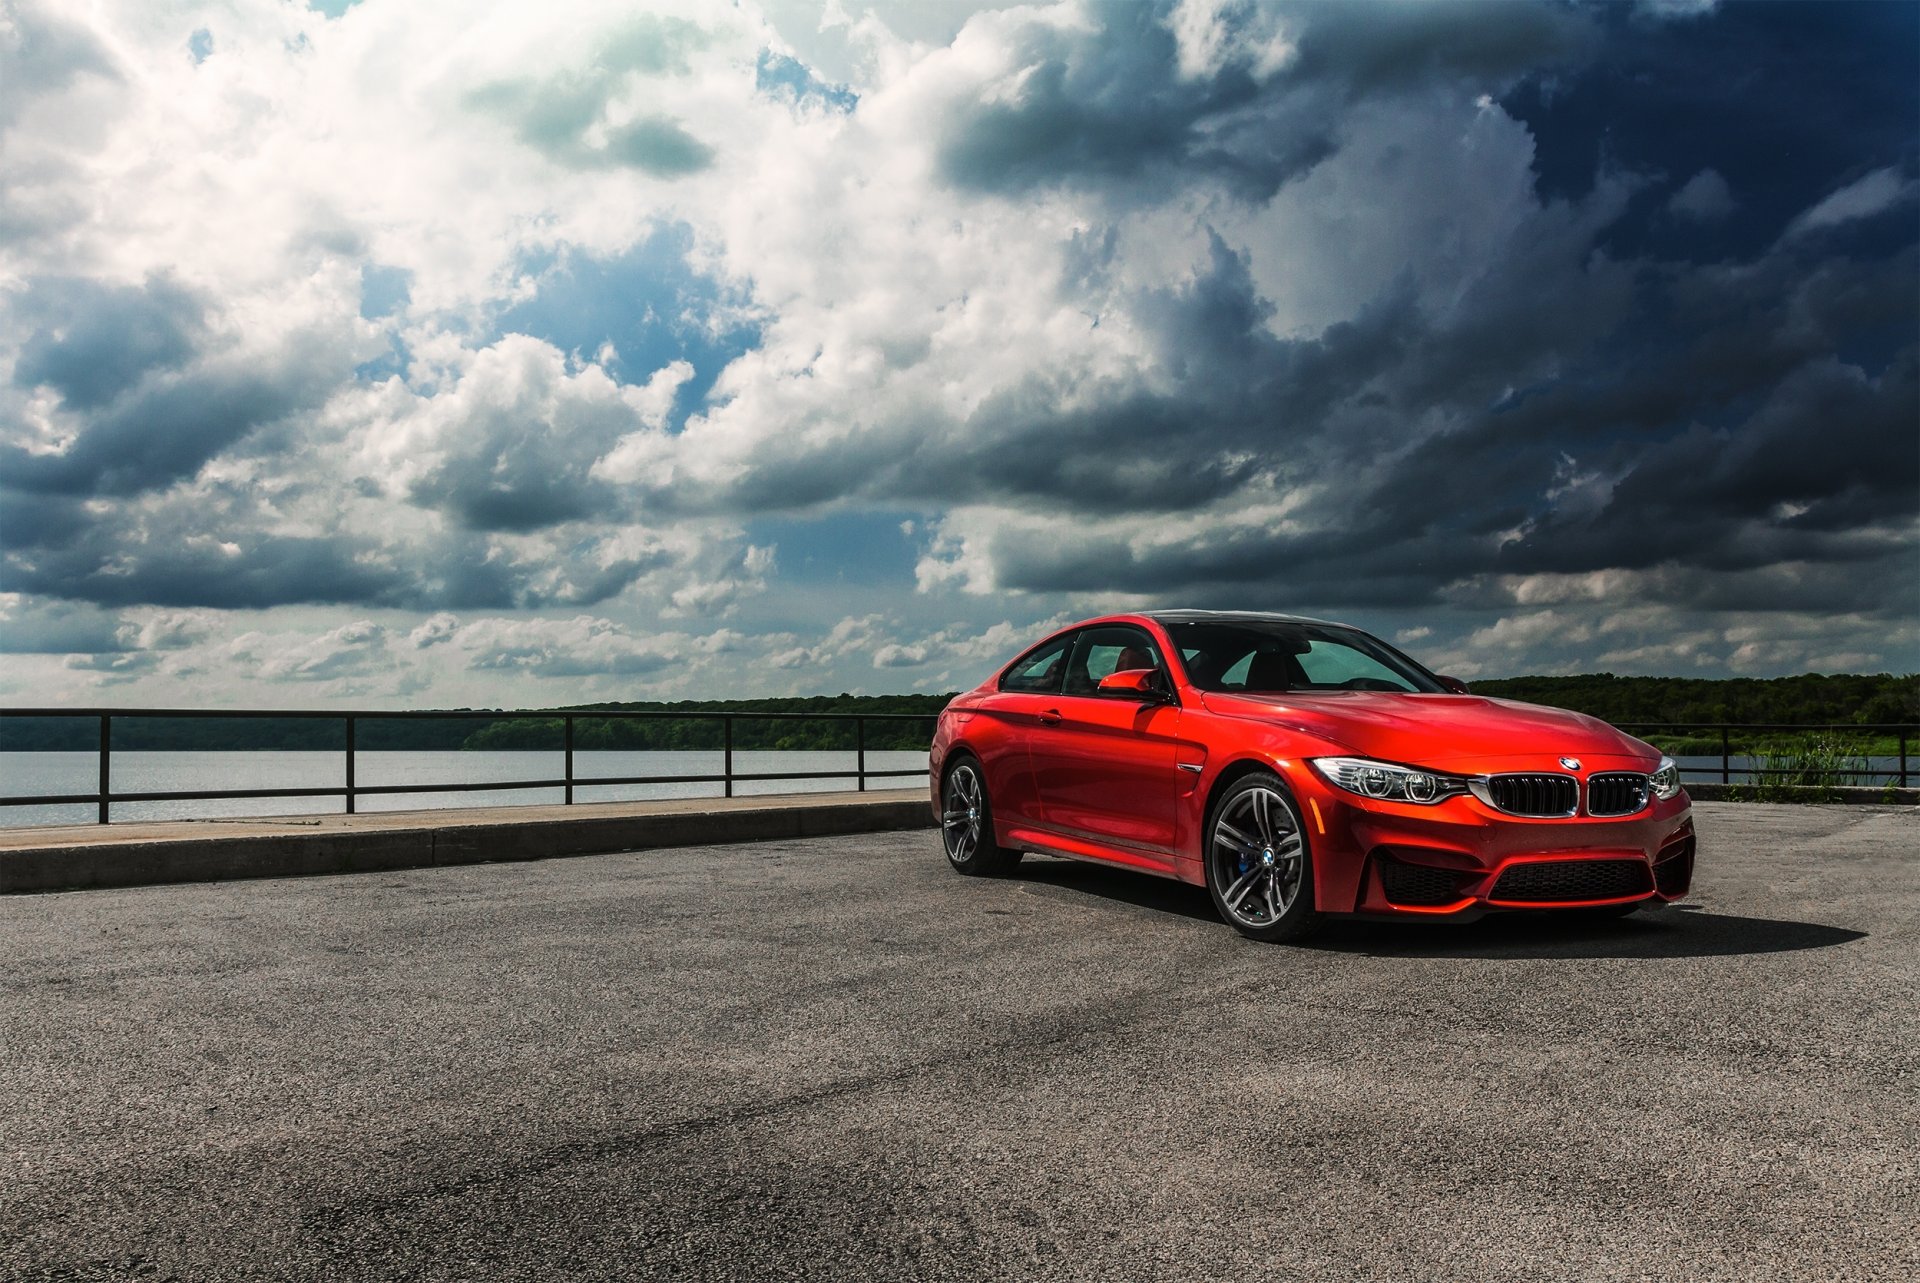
[
  {"left": 723, "top": 714, "right": 734, "bottom": 798},
  {"left": 564, "top": 714, "right": 574, "bottom": 805},
  {"left": 856, "top": 716, "right": 867, "bottom": 793},
  {"left": 1901, "top": 730, "right": 1909, "bottom": 790},
  {"left": 1721, "top": 725, "right": 1730, "bottom": 785},
  {"left": 345, "top": 715, "right": 356, "bottom": 814},
  {"left": 97, "top": 714, "right": 110, "bottom": 825}
]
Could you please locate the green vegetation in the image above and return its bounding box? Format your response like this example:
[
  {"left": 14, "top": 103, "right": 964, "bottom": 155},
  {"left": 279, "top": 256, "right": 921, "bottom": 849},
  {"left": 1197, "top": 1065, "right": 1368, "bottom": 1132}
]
[
  {"left": 1470, "top": 672, "right": 1916, "bottom": 728},
  {"left": 463, "top": 695, "right": 947, "bottom": 752},
  {"left": 1724, "top": 733, "right": 1871, "bottom": 803},
  {"left": 0, "top": 714, "right": 501, "bottom": 752}
]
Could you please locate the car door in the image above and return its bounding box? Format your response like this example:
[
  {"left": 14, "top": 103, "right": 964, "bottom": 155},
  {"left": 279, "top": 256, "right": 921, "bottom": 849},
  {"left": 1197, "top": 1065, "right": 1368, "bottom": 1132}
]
[
  {"left": 1028, "top": 624, "right": 1180, "bottom": 856},
  {"left": 965, "top": 629, "right": 1076, "bottom": 826}
]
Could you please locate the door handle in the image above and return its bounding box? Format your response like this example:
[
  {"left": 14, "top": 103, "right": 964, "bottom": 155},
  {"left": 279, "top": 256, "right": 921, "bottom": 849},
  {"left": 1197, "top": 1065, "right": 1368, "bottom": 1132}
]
[{"left": 1038, "top": 708, "right": 1063, "bottom": 725}]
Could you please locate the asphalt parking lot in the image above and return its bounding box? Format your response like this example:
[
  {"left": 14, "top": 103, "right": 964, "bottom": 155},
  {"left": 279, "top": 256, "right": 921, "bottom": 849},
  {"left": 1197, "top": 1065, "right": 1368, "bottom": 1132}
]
[{"left": 3, "top": 801, "right": 1915, "bottom": 1282}]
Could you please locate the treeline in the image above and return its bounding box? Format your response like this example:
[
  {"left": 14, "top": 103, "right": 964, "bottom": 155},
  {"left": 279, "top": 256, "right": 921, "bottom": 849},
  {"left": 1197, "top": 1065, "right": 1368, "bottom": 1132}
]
[
  {"left": 0, "top": 695, "right": 951, "bottom": 753},
  {"left": 463, "top": 695, "right": 949, "bottom": 752},
  {"left": 1469, "top": 673, "right": 1918, "bottom": 727},
  {"left": 0, "top": 713, "right": 513, "bottom": 752}
]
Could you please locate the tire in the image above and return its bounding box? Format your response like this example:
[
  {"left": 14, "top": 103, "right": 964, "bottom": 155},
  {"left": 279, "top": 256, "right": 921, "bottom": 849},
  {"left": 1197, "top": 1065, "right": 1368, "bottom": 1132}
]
[
  {"left": 1204, "top": 771, "right": 1320, "bottom": 942},
  {"left": 940, "top": 756, "right": 1022, "bottom": 876}
]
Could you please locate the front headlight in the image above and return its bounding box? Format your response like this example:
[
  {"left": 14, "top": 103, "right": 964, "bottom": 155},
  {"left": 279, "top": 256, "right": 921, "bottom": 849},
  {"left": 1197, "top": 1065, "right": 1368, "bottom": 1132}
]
[
  {"left": 1311, "top": 757, "right": 1468, "bottom": 805},
  {"left": 1650, "top": 755, "right": 1682, "bottom": 799}
]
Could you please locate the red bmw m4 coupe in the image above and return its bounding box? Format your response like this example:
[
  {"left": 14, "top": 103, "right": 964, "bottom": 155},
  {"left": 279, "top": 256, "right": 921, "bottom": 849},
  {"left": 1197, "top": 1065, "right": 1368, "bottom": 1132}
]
[{"left": 930, "top": 611, "right": 1695, "bottom": 942}]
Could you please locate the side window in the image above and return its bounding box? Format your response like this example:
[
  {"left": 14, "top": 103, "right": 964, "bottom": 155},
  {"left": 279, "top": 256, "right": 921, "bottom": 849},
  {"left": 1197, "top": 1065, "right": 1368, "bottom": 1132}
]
[
  {"left": 1000, "top": 634, "right": 1073, "bottom": 694},
  {"left": 1065, "top": 626, "right": 1164, "bottom": 696}
]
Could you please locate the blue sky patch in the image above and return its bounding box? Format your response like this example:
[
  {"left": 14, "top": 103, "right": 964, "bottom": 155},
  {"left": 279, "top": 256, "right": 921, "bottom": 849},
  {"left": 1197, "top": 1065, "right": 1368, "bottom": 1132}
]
[
  {"left": 493, "top": 225, "right": 762, "bottom": 425},
  {"left": 746, "top": 511, "right": 922, "bottom": 586},
  {"left": 755, "top": 50, "right": 858, "bottom": 114},
  {"left": 358, "top": 263, "right": 411, "bottom": 320}
]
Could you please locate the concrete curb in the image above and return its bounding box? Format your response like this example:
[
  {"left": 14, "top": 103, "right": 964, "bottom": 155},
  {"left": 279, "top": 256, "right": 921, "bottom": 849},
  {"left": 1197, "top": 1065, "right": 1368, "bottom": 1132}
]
[{"left": 0, "top": 794, "right": 937, "bottom": 894}]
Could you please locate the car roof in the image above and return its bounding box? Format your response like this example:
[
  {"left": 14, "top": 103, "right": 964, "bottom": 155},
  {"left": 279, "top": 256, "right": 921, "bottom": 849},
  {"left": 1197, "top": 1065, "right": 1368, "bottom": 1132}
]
[{"left": 1141, "top": 609, "right": 1349, "bottom": 629}]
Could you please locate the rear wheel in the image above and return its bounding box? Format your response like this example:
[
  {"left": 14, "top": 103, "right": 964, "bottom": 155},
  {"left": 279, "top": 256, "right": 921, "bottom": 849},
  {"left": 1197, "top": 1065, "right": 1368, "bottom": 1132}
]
[
  {"left": 1205, "top": 772, "right": 1319, "bottom": 942},
  {"left": 941, "top": 758, "right": 1022, "bottom": 876}
]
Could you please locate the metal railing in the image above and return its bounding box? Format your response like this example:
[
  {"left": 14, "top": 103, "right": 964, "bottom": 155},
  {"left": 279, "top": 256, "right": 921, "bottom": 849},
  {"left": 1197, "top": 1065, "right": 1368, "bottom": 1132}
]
[
  {"left": 1614, "top": 722, "right": 1913, "bottom": 788},
  {"left": 0, "top": 707, "right": 937, "bottom": 825},
  {"left": 2, "top": 709, "right": 1909, "bottom": 827}
]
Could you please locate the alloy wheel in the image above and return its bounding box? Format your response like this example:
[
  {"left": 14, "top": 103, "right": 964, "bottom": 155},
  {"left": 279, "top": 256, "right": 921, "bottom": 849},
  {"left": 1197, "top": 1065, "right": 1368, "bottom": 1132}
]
[
  {"left": 942, "top": 763, "right": 985, "bottom": 865},
  {"left": 1210, "top": 785, "right": 1304, "bottom": 928}
]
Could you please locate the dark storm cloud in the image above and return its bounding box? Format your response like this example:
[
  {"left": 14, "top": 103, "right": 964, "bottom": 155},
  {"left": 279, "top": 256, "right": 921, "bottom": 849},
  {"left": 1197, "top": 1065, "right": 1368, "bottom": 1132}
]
[
  {"left": 0, "top": 466, "right": 676, "bottom": 612},
  {"left": 1496, "top": 352, "right": 1920, "bottom": 577},
  {"left": 11, "top": 275, "right": 205, "bottom": 410},
  {"left": 0, "top": 524, "right": 666, "bottom": 612},
  {"left": 3, "top": 272, "right": 345, "bottom": 499},
  {"left": 938, "top": 0, "right": 1593, "bottom": 199},
  {"left": 940, "top": 204, "right": 1914, "bottom": 611},
  {"left": 938, "top": 6, "right": 1329, "bottom": 200},
  {"left": 0, "top": 490, "right": 89, "bottom": 552},
  {"left": 3, "top": 359, "right": 329, "bottom": 496},
  {"left": 0, "top": 531, "right": 407, "bottom": 609},
  {"left": 1291, "top": 0, "right": 1596, "bottom": 92},
  {"left": 414, "top": 469, "right": 611, "bottom": 534}
]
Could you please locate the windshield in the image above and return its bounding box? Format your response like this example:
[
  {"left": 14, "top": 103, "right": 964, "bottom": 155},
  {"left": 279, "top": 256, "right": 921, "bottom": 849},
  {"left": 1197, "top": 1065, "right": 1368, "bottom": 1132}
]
[{"left": 1163, "top": 621, "right": 1445, "bottom": 695}]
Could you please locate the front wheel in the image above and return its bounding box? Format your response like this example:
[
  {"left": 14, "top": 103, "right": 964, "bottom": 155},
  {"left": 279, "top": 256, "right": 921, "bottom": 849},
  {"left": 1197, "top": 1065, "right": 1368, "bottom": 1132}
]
[
  {"left": 1204, "top": 772, "right": 1320, "bottom": 942},
  {"left": 941, "top": 758, "right": 1022, "bottom": 876}
]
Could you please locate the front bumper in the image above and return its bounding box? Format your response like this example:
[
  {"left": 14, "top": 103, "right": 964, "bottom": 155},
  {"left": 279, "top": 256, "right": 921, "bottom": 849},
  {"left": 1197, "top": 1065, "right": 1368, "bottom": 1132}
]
[{"left": 1295, "top": 777, "right": 1695, "bottom": 918}]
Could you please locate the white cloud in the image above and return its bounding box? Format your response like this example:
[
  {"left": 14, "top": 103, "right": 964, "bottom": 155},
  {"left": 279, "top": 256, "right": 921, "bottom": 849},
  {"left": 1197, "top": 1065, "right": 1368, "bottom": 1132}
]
[
  {"left": 1784, "top": 167, "right": 1917, "bottom": 240},
  {"left": 1669, "top": 168, "right": 1734, "bottom": 221},
  {"left": 408, "top": 612, "right": 459, "bottom": 648},
  {"left": 235, "top": 619, "right": 390, "bottom": 681},
  {"left": 1634, "top": 0, "right": 1719, "bottom": 21}
]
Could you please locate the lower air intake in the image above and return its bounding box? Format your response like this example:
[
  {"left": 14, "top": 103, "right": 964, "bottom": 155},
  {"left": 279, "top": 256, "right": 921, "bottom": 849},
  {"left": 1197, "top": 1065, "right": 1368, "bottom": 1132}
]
[
  {"left": 1378, "top": 857, "right": 1466, "bottom": 907},
  {"left": 1654, "top": 838, "right": 1694, "bottom": 896},
  {"left": 1490, "top": 859, "right": 1652, "bottom": 903}
]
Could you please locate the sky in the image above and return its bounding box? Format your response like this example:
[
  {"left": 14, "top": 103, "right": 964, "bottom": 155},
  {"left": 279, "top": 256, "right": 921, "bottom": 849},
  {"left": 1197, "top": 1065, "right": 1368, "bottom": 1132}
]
[{"left": 0, "top": 0, "right": 1915, "bottom": 708}]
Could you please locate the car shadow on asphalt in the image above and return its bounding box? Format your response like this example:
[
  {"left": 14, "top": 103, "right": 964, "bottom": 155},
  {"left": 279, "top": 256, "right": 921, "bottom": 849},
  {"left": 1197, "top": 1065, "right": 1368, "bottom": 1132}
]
[
  {"left": 1011, "top": 858, "right": 1866, "bottom": 958},
  {"left": 1014, "top": 857, "right": 1221, "bottom": 923},
  {"left": 1302, "top": 904, "right": 1868, "bottom": 960}
]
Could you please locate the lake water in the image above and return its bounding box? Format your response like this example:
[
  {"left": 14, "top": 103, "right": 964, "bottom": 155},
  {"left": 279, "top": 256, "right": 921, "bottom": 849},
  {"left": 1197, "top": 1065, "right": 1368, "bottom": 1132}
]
[{"left": 0, "top": 750, "right": 931, "bottom": 829}]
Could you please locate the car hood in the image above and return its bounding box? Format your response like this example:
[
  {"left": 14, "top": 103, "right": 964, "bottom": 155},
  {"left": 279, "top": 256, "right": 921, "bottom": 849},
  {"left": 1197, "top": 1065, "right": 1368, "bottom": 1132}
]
[{"left": 1199, "top": 690, "right": 1655, "bottom": 773}]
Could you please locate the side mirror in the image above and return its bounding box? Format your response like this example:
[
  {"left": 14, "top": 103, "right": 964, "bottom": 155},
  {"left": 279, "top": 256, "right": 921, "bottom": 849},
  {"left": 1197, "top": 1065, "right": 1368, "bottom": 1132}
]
[
  {"left": 1438, "top": 675, "right": 1470, "bottom": 694},
  {"left": 1097, "top": 668, "right": 1168, "bottom": 700}
]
